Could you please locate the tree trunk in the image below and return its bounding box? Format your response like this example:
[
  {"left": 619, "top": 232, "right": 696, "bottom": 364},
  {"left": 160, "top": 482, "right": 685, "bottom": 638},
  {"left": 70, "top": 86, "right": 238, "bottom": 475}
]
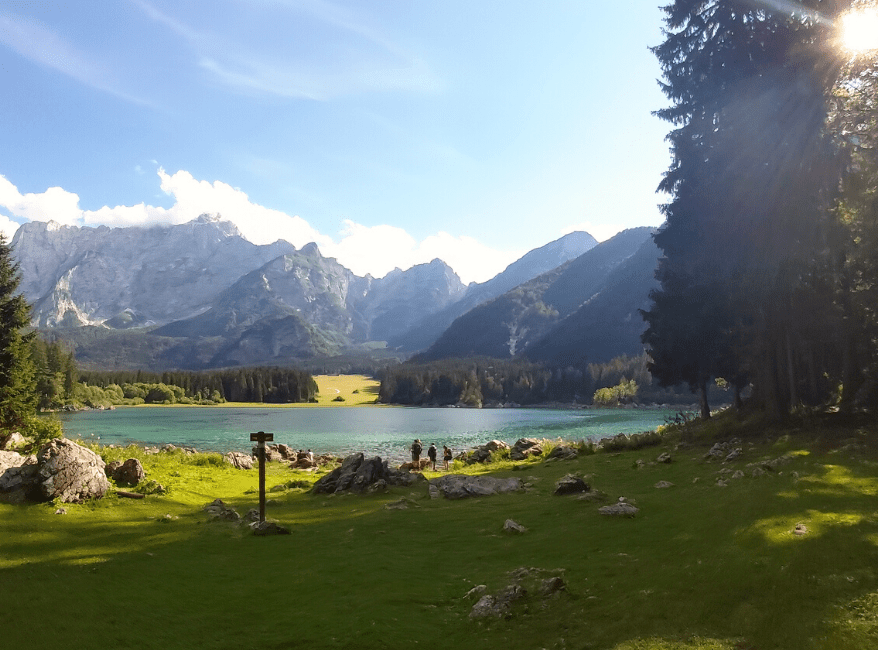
[{"left": 699, "top": 378, "right": 711, "bottom": 420}]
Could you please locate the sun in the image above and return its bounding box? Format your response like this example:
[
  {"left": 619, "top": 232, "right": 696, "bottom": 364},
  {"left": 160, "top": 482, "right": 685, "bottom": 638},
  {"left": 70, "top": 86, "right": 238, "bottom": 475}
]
[{"left": 840, "top": 7, "right": 878, "bottom": 52}]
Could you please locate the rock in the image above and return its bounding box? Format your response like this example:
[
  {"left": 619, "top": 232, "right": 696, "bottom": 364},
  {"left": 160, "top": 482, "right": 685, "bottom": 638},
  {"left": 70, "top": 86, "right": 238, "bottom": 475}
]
[
  {"left": 1, "top": 432, "right": 27, "bottom": 450},
  {"left": 243, "top": 509, "right": 260, "bottom": 524},
  {"left": 656, "top": 452, "right": 672, "bottom": 464},
  {"left": 731, "top": 470, "right": 745, "bottom": 479},
  {"left": 715, "top": 479, "right": 729, "bottom": 487},
  {"left": 633, "top": 459, "right": 646, "bottom": 469},
  {"left": 54, "top": 507, "right": 67, "bottom": 515},
  {"left": 428, "top": 474, "right": 523, "bottom": 500},
  {"left": 312, "top": 453, "right": 418, "bottom": 494},
  {"left": 36, "top": 438, "right": 110, "bottom": 503},
  {"left": 546, "top": 445, "right": 577, "bottom": 461},
  {"left": 203, "top": 498, "right": 241, "bottom": 522},
  {"left": 794, "top": 523, "right": 808, "bottom": 536},
  {"left": 384, "top": 497, "right": 419, "bottom": 510},
  {"left": 250, "top": 520, "right": 291, "bottom": 536},
  {"left": 225, "top": 452, "right": 254, "bottom": 470},
  {"left": 503, "top": 519, "right": 527, "bottom": 534},
  {"left": 465, "top": 585, "right": 488, "bottom": 600},
  {"left": 539, "top": 576, "right": 566, "bottom": 596},
  {"left": 725, "top": 448, "right": 743, "bottom": 462},
  {"left": 599, "top": 498, "right": 639, "bottom": 517},
  {"left": 751, "top": 467, "right": 766, "bottom": 478},
  {"left": 466, "top": 447, "right": 494, "bottom": 464},
  {"left": 510, "top": 438, "right": 543, "bottom": 461},
  {"left": 654, "top": 480, "right": 674, "bottom": 489},
  {"left": 111, "top": 458, "right": 146, "bottom": 486},
  {"left": 554, "top": 473, "right": 590, "bottom": 495},
  {"left": 469, "top": 585, "right": 525, "bottom": 619}
]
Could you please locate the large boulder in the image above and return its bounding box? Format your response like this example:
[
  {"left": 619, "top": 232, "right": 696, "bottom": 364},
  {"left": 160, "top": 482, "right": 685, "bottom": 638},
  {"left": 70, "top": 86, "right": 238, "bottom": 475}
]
[
  {"left": 311, "top": 453, "right": 421, "bottom": 494},
  {"left": 510, "top": 438, "right": 543, "bottom": 461},
  {"left": 225, "top": 451, "right": 254, "bottom": 470},
  {"left": 0, "top": 451, "right": 40, "bottom": 504},
  {"left": 108, "top": 458, "right": 146, "bottom": 486},
  {"left": 36, "top": 438, "right": 111, "bottom": 503},
  {"left": 428, "top": 474, "right": 523, "bottom": 500}
]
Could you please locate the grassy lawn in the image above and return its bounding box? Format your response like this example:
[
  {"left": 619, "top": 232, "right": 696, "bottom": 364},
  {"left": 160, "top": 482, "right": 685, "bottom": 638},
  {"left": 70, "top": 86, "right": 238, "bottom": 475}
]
[
  {"left": 3, "top": 412, "right": 878, "bottom": 649},
  {"left": 207, "top": 374, "right": 382, "bottom": 407}
]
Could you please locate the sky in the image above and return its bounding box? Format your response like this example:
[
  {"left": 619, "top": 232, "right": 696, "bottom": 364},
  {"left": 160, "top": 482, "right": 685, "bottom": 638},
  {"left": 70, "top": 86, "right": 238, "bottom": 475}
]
[{"left": 0, "top": 0, "right": 671, "bottom": 284}]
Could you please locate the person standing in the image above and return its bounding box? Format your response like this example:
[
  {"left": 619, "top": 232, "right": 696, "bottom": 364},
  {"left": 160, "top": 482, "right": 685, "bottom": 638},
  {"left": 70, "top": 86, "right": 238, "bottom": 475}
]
[
  {"left": 427, "top": 443, "right": 437, "bottom": 471},
  {"left": 410, "top": 439, "right": 422, "bottom": 468},
  {"left": 443, "top": 445, "right": 452, "bottom": 471}
]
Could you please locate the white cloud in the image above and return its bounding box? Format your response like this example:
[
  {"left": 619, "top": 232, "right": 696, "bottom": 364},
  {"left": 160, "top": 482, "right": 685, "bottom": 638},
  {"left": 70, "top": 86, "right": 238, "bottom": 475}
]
[
  {"left": 561, "top": 220, "right": 626, "bottom": 243},
  {"left": 0, "top": 169, "right": 518, "bottom": 284},
  {"left": 0, "top": 174, "right": 82, "bottom": 225},
  {"left": 324, "top": 221, "right": 520, "bottom": 284},
  {"left": 0, "top": 214, "right": 21, "bottom": 241}
]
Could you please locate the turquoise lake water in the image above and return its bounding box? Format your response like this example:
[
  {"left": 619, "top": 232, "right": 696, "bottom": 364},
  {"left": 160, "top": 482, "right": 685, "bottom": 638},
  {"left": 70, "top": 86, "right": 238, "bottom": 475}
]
[{"left": 58, "top": 406, "right": 680, "bottom": 463}]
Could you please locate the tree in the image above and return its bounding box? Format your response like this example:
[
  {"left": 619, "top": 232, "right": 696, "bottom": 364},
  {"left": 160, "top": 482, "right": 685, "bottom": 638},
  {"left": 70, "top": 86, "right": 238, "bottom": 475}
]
[
  {"left": 0, "top": 233, "right": 38, "bottom": 437},
  {"left": 644, "top": 0, "right": 849, "bottom": 418}
]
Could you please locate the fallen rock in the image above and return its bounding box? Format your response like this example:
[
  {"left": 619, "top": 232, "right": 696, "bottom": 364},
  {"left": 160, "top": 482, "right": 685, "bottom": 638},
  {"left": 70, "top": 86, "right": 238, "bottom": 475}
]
[
  {"left": 203, "top": 498, "right": 240, "bottom": 522},
  {"left": 469, "top": 585, "right": 526, "bottom": 619},
  {"left": 110, "top": 458, "right": 146, "bottom": 486},
  {"left": 428, "top": 474, "right": 523, "bottom": 500},
  {"left": 554, "top": 473, "right": 590, "bottom": 495},
  {"left": 36, "top": 439, "right": 110, "bottom": 503},
  {"left": 225, "top": 452, "right": 254, "bottom": 470},
  {"left": 250, "top": 520, "right": 291, "bottom": 536},
  {"left": 312, "top": 453, "right": 420, "bottom": 494},
  {"left": 539, "top": 576, "right": 566, "bottom": 597},
  {"left": 384, "top": 497, "right": 419, "bottom": 510},
  {"left": 656, "top": 452, "right": 672, "bottom": 464},
  {"left": 599, "top": 498, "right": 639, "bottom": 517},
  {"left": 510, "top": 438, "right": 543, "bottom": 461},
  {"left": 503, "top": 519, "right": 527, "bottom": 534},
  {"left": 546, "top": 445, "right": 577, "bottom": 461},
  {"left": 654, "top": 480, "right": 674, "bottom": 489}
]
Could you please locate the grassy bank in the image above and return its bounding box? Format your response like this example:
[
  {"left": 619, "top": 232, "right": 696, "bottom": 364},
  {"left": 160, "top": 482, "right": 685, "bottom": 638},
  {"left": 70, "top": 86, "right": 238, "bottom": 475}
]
[{"left": 3, "top": 412, "right": 878, "bottom": 649}]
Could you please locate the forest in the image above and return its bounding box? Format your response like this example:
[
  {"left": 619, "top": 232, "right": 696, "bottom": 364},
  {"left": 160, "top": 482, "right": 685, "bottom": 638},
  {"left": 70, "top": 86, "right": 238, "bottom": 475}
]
[
  {"left": 29, "top": 338, "right": 317, "bottom": 408},
  {"left": 376, "top": 355, "right": 713, "bottom": 407},
  {"left": 640, "top": 0, "right": 878, "bottom": 420}
]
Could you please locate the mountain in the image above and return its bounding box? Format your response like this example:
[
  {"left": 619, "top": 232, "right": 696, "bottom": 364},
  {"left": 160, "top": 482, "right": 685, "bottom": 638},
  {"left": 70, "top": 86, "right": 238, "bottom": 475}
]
[
  {"left": 11, "top": 215, "right": 295, "bottom": 328},
  {"left": 389, "top": 230, "right": 598, "bottom": 352},
  {"left": 152, "top": 245, "right": 466, "bottom": 366},
  {"left": 523, "top": 236, "right": 661, "bottom": 366},
  {"left": 414, "top": 227, "right": 656, "bottom": 363}
]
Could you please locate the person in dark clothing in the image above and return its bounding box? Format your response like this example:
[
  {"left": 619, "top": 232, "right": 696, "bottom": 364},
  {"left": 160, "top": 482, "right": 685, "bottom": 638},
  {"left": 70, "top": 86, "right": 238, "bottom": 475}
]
[
  {"left": 410, "top": 439, "right": 422, "bottom": 467},
  {"left": 443, "top": 445, "right": 452, "bottom": 470},
  {"left": 427, "top": 443, "right": 437, "bottom": 471}
]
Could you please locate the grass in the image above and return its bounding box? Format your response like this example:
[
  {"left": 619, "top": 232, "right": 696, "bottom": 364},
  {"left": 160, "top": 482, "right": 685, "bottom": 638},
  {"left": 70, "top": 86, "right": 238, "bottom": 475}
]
[
  {"left": 3, "top": 410, "right": 878, "bottom": 649},
  {"left": 196, "top": 374, "right": 382, "bottom": 408}
]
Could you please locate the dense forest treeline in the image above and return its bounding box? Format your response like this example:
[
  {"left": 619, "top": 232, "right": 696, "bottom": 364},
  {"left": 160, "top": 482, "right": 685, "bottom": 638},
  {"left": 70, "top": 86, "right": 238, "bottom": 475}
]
[
  {"left": 377, "top": 355, "right": 720, "bottom": 407},
  {"left": 641, "top": 1, "right": 878, "bottom": 420},
  {"left": 31, "top": 338, "right": 317, "bottom": 408}
]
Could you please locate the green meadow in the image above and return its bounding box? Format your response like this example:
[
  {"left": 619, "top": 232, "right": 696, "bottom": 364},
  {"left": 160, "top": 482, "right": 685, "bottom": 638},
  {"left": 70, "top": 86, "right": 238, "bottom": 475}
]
[{"left": 3, "top": 411, "right": 878, "bottom": 650}]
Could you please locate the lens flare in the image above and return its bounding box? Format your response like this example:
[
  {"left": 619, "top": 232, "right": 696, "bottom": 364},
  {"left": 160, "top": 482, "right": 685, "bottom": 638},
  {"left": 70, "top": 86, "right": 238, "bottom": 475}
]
[{"left": 841, "top": 8, "right": 878, "bottom": 52}]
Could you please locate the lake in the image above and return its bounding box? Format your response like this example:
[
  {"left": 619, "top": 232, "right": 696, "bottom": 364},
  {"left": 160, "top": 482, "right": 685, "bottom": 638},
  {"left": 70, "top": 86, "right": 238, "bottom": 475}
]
[{"left": 58, "top": 406, "right": 681, "bottom": 463}]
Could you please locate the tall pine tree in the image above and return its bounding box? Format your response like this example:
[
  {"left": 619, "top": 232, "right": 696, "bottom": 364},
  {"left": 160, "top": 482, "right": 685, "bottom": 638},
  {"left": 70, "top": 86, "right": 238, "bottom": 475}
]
[
  {"left": 0, "top": 233, "right": 38, "bottom": 437},
  {"left": 644, "top": 0, "right": 849, "bottom": 417}
]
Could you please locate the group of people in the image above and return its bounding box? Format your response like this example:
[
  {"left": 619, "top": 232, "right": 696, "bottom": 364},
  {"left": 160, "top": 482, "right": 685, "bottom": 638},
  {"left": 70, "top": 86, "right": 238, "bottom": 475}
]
[{"left": 410, "top": 439, "right": 453, "bottom": 471}]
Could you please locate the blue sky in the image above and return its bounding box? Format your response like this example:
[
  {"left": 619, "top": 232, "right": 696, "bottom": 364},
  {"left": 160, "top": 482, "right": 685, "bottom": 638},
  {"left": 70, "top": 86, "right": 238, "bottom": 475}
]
[{"left": 0, "top": 0, "right": 670, "bottom": 283}]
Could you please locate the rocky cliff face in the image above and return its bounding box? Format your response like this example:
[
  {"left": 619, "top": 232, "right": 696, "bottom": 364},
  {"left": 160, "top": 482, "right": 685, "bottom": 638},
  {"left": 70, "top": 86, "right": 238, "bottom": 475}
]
[{"left": 11, "top": 215, "right": 295, "bottom": 328}]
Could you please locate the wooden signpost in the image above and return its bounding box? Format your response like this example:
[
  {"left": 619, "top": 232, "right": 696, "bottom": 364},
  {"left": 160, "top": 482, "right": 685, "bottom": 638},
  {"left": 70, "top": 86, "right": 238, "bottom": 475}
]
[{"left": 249, "top": 431, "right": 274, "bottom": 523}]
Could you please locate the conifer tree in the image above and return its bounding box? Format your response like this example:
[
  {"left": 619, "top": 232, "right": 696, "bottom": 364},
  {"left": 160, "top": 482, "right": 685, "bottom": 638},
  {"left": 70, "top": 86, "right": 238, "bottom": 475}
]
[
  {"left": 644, "top": 0, "right": 849, "bottom": 417},
  {"left": 0, "top": 233, "right": 38, "bottom": 434}
]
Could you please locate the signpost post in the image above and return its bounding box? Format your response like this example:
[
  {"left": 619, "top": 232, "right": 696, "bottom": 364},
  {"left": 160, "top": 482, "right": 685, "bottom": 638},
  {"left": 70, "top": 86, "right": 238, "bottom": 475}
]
[{"left": 249, "top": 431, "right": 274, "bottom": 523}]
